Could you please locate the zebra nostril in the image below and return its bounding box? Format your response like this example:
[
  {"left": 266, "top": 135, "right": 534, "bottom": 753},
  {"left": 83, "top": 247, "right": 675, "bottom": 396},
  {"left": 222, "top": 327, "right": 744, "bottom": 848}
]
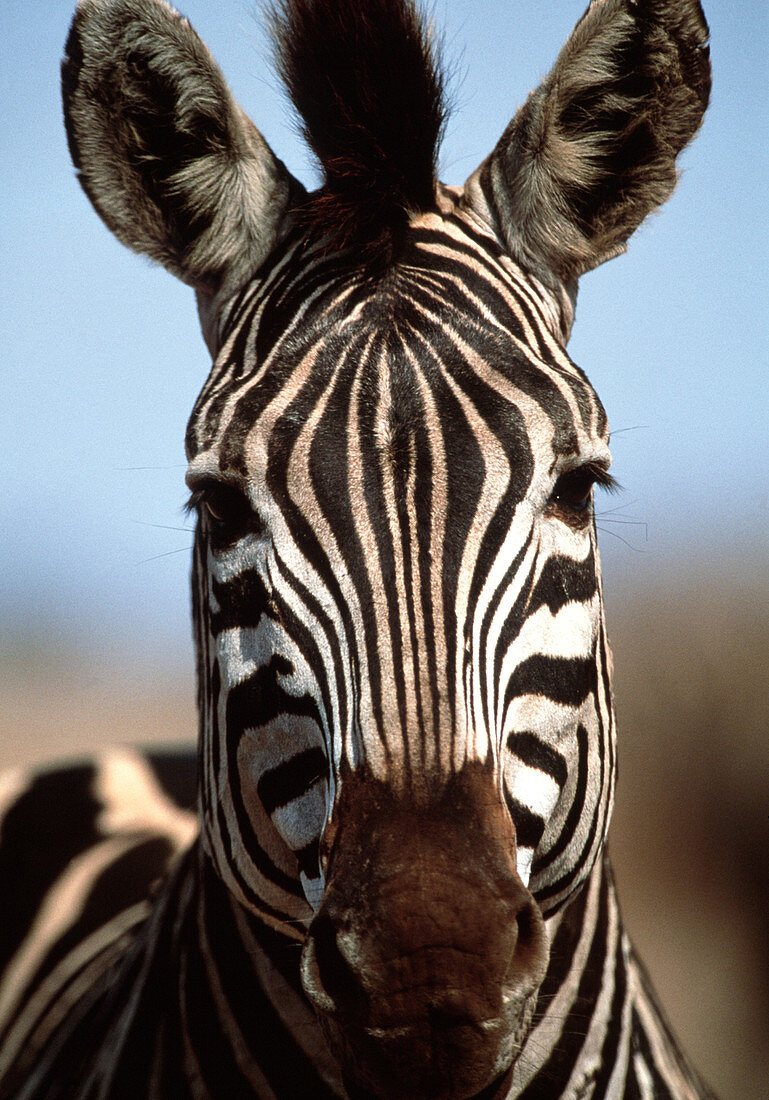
[
  {"left": 508, "top": 896, "right": 547, "bottom": 989},
  {"left": 303, "top": 912, "right": 364, "bottom": 1016},
  {"left": 516, "top": 901, "right": 533, "bottom": 944}
]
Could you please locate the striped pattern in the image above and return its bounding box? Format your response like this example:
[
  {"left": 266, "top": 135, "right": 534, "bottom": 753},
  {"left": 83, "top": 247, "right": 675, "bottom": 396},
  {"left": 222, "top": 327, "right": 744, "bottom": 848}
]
[
  {"left": 0, "top": 762, "right": 712, "bottom": 1097},
  {"left": 513, "top": 856, "right": 714, "bottom": 1099},
  {"left": 186, "top": 214, "right": 615, "bottom": 928},
  {"left": 0, "top": 198, "right": 713, "bottom": 1100},
  {"left": 1, "top": 0, "right": 716, "bottom": 1094},
  {"left": 0, "top": 750, "right": 197, "bottom": 1096}
]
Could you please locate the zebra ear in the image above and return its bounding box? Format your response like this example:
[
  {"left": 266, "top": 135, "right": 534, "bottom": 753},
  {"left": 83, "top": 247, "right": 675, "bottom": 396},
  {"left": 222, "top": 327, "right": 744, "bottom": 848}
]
[
  {"left": 62, "top": 0, "right": 304, "bottom": 298},
  {"left": 463, "top": 0, "right": 710, "bottom": 289}
]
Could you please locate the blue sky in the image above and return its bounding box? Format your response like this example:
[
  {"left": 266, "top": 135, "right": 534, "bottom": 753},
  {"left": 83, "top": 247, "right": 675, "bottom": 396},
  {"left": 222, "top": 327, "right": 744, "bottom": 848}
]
[{"left": 2, "top": 0, "right": 767, "bottom": 661}]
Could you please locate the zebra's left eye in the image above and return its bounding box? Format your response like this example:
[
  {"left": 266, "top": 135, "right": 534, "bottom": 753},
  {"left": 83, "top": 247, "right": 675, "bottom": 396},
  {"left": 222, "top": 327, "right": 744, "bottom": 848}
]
[
  {"left": 552, "top": 469, "right": 595, "bottom": 512},
  {"left": 549, "top": 462, "right": 618, "bottom": 523}
]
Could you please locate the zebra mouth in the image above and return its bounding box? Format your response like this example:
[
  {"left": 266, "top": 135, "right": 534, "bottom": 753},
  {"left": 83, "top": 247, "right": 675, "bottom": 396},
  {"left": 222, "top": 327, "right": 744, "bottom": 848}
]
[
  {"left": 302, "top": 902, "right": 544, "bottom": 1098},
  {"left": 327, "top": 968, "right": 541, "bottom": 1099},
  {"left": 300, "top": 766, "right": 549, "bottom": 1099},
  {"left": 343, "top": 1069, "right": 515, "bottom": 1100},
  {"left": 322, "top": 1006, "right": 525, "bottom": 1100},
  {"left": 321, "top": 982, "right": 540, "bottom": 1100}
]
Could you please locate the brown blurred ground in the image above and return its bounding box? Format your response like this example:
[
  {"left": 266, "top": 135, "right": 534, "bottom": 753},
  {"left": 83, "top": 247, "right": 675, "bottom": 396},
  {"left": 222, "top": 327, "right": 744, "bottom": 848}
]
[
  {"left": 1, "top": 571, "right": 767, "bottom": 1099},
  {"left": 604, "top": 572, "right": 769, "bottom": 1100}
]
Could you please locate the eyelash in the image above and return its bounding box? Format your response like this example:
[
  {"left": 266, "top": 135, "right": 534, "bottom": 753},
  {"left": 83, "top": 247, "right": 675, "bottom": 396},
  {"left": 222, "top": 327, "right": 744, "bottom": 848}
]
[
  {"left": 185, "top": 462, "right": 618, "bottom": 542},
  {"left": 185, "top": 481, "right": 260, "bottom": 545},
  {"left": 548, "top": 462, "right": 619, "bottom": 521}
]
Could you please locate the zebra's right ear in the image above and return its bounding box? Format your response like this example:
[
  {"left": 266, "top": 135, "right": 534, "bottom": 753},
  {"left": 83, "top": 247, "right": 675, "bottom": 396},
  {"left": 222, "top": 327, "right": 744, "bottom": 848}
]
[
  {"left": 463, "top": 0, "right": 710, "bottom": 300},
  {"left": 62, "top": 0, "right": 304, "bottom": 300}
]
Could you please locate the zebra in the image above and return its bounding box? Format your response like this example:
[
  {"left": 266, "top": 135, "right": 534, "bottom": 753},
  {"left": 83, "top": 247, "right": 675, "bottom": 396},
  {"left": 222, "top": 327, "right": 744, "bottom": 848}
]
[{"left": 0, "top": 0, "right": 715, "bottom": 1095}]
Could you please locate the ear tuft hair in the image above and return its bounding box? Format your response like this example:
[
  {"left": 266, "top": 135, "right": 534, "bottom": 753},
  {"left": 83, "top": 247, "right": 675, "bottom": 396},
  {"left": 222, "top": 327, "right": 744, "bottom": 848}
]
[{"left": 270, "top": 0, "right": 447, "bottom": 257}]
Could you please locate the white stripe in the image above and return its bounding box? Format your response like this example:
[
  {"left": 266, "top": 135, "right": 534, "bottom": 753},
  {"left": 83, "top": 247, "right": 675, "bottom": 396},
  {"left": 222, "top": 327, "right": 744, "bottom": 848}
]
[
  {"left": 511, "top": 857, "right": 604, "bottom": 1091},
  {"left": 96, "top": 748, "right": 197, "bottom": 851},
  {"left": 0, "top": 767, "right": 28, "bottom": 836}
]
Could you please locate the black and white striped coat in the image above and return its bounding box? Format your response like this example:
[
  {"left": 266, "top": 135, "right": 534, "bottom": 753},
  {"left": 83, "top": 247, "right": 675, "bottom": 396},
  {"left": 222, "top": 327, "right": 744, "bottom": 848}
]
[{"left": 1, "top": 0, "right": 715, "bottom": 1096}]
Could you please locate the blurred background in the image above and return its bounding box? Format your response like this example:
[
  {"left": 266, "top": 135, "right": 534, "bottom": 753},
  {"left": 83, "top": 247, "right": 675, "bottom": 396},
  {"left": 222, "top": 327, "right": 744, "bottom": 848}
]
[{"left": 2, "top": 1, "right": 767, "bottom": 1096}]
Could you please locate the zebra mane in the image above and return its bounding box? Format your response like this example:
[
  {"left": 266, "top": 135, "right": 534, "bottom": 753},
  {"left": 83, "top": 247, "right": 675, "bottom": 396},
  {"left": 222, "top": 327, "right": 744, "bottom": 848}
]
[{"left": 270, "top": 0, "right": 447, "bottom": 257}]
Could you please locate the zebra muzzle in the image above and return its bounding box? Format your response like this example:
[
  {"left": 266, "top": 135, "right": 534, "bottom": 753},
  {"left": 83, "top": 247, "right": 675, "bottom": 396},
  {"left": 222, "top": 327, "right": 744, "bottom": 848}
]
[{"left": 300, "top": 764, "right": 548, "bottom": 1099}]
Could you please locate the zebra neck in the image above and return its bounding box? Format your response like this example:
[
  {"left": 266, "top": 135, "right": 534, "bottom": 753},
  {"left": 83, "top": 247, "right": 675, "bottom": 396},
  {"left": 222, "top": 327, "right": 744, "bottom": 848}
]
[
  {"left": 511, "top": 853, "right": 714, "bottom": 1099},
  {"left": 108, "top": 848, "right": 711, "bottom": 1100},
  {"left": 508, "top": 854, "right": 629, "bottom": 1094},
  {"left": 6, "top": 839, "right": 714, "bottom": 1099}
]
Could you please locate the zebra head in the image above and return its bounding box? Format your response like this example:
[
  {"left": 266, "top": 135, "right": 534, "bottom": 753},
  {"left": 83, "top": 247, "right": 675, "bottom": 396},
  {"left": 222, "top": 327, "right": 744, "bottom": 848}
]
[{"left": 63, "top": 0, "right": 709, "bottom": 1096}]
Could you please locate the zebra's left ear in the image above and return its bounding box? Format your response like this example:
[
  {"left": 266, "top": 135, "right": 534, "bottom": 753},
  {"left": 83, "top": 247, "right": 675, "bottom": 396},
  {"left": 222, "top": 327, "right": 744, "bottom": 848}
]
[
  {"left": 62, "top": 0, "right": 304, "bottom": 303},
  {"left": 463, "top": 0, "right": 710, "bottom": 293}
]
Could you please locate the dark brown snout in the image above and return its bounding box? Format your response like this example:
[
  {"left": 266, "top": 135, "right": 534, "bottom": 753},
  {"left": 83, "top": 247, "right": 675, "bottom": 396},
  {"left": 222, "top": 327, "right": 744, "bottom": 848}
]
[{"left": 301, "top": 765, "right": 548, "bottom": 1099}]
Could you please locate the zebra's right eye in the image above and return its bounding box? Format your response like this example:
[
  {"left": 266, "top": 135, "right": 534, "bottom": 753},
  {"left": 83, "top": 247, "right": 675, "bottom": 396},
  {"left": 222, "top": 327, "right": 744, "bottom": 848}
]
[{"left": 186, "top": 481, "right": 257, "bottom": 545}]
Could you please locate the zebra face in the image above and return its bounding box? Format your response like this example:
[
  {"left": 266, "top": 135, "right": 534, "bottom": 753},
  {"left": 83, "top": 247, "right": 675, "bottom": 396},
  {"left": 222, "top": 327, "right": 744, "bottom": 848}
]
[
  {"left": 185, "top": 206, "right": 615, "bottom": 1094},
  {"left": 62, "top": 0, "right": 709, "bottom": 1093}
]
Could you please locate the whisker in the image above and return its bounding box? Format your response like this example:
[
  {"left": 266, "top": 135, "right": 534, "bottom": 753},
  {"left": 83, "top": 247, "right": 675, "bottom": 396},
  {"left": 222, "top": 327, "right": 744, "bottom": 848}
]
[
  {"left": 131, "top": 519, "right": 196, "bottom": 534},
  {"left": 596, "top": 516, "right": 649, "bottom": 539},
  {"left": 595, "top": 498, "right": 642, "bottom": 516},
  {"left": 608, "top": 425, "right": 647, "bottom": 438},
  {"left": 134, "top": 546, "right": 193, "bottom": 565},
  {"left": 596, "top": 526, "right": 647, "bottom": 552}
]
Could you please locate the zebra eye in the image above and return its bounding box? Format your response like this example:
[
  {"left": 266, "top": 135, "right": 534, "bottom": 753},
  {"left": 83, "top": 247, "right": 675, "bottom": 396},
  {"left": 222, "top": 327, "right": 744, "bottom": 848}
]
[
  {"left": 549, "top": 462, "right": 618, "bottom": 524},
  {"left": 186, "top": 481, "right": 256, "bottom": 545},
  {"left": 552, "top": 469, "right": 595, "bottom": 512}
]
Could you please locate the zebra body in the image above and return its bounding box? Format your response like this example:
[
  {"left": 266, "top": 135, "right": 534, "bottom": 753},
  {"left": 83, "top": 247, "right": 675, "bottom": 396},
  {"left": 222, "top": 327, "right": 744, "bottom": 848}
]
[{"left": 1, "top": 0, "right": 715, "bottom": 1096}]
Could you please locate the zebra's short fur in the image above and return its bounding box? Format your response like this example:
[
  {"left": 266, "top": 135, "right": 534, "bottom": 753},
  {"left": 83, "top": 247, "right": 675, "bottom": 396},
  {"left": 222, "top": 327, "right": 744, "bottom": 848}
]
[{"left": 1, "top": 1, "right": 714, "bottom": 1096}]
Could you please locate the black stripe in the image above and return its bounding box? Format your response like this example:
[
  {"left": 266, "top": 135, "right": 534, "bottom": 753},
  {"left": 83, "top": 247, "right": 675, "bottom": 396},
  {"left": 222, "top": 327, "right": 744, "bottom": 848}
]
[
  {"left": 630, "top": 1007, "right": 669, "bottom": 1096},
  {"left": 519, "top": 860, "right": 610, "bottom": 1097},
  {"left": 13, "top": 836, "right": 176, "bottom": 1032},
  {"left": 589, "top": 929, "right": 628, "bottom": 1096},
  {"left": 0, "top": 764, "right": 100, "bottom": 978},
  {"left": 503, "top": 793, "right": 545, "bottom": 850},
  {"left": 532, "top": 723, "right": 589, "bottom": 881},
  {"left": 528, "top": 547, "right": 598, "bottom": 617},
  {"left": 210, "top": 569, "right": 275, "bottom": 635},
  {"left": 224, "top": 663, "right": 314, "bottom": 900},
  {"left": 506, "top": 731, "right": 568, "bottom": 788},
  {"left": 295, "top": 838, "right": 321, "bottom": 879},
  {"left": 258, "top": 747, "right": 327, "bottom": 816},
  {"left": 225, "top": 656, "right": 318, "bottom": 736},
  {"left": 506, "top": 654, "right": 597, "bottom": 710},
  {"left": 198, "top": 861, "right": 341, "bottom": 1099},
  {"left": 189, "top": 916, "right": 268, "bottom": 1097}
]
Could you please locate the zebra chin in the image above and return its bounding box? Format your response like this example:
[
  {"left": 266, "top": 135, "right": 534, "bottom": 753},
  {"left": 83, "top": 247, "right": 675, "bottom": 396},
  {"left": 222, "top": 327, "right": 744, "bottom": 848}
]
[{"left": 299, "top": 764, "right": 549, "bottom": 1099}]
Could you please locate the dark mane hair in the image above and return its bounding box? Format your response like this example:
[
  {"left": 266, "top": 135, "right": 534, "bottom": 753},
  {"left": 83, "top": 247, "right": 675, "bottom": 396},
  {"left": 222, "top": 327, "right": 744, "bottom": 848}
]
[{"left": 270, "top": 0, "right": 447, "bottom": 258}]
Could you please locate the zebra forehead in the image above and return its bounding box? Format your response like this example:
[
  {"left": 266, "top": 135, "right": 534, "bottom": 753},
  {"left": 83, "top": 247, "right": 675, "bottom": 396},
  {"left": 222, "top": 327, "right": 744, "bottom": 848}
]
[{"left": 188, "top": 213, "right": 606, "bottom": 469}]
